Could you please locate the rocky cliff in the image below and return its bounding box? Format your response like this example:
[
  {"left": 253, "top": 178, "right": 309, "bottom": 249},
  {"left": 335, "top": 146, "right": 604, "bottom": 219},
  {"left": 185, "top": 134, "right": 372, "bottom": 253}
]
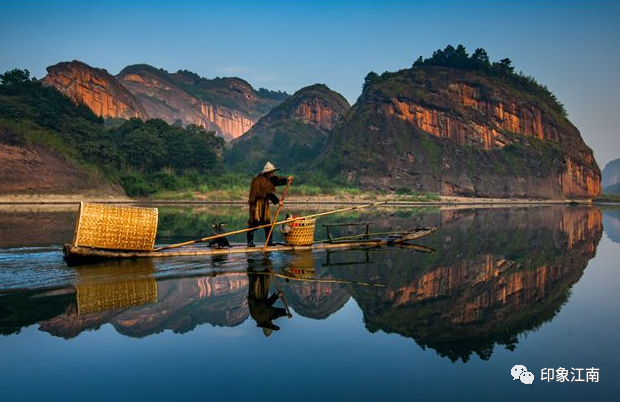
[
  {"left": 323, "top": 65, "right": 601, "bottom": 199},
  {"left": 117, "top": 65, "right": 286, "bottom": 141},
  {"left": 43, "top": 61, "right": 148, "bottom": 120},
  {"left": 226, "top": 84, "right": 350, "bottom": 170}
]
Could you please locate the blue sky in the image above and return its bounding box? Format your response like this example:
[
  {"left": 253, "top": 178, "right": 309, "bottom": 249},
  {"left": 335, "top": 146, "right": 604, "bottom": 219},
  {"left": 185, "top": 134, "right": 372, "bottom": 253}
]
[{"left": 1, "top": 0, "right": 618, "bottom": 166}]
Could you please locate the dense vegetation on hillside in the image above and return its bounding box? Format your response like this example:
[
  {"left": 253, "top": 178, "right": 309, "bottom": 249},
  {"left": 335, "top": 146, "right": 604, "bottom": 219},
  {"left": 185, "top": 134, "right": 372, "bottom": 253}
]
[
  {"left": 413, "top": 44, "right": 567, "bottom": 117},
  {"left": 0, "top": 69, "right": 225, "bottom": 196},
  {"left": 226, "top": 84, "right": 350, "bottom": 173},
  {"left": 363, "top": 45, "right": 566, "bottom": 119}
]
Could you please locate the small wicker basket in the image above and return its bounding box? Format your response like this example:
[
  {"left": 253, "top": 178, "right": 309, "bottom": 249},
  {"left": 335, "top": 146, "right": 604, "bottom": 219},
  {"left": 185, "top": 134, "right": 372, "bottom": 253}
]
[{"left": 284, "top": 218, "right": 316, "bottom": 246}]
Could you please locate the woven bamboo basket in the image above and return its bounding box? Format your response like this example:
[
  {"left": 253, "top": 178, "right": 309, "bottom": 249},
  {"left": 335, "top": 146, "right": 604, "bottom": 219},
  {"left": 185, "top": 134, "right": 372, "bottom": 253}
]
[
  {"left": 284, "top": 218, "right": 316, "bottom": 246},
  {"left": 73, "top": 202, "right": 158, "bottom": 251}
]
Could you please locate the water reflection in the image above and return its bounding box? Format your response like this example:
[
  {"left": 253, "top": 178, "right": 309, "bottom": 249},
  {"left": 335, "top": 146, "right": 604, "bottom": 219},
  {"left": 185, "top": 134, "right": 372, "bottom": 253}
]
[
  {"left": 247, "top": 258, "right": 288, "bottom": 336},
  {"left": 284, "top": 251, "right": 351, "bottom": 320},
  {"left": 75, "top": 260, "right": 157, "bottom": 315},
  {"left": 603, "top": 208, "right": 620, "bottom": 243},
  {"left": 343, "top": 206, "right": 602, "bottom": 361},
  {"left": 0, "top": 206, "right": 603, "bottom": 363}
]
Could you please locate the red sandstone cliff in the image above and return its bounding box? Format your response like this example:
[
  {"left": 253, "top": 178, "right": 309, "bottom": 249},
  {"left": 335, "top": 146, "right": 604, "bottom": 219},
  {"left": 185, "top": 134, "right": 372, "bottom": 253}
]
[
  {"left": 324, "top": 65, "right": 601, "bottom": 199},
  {"left": 227, "top": 84, "right": 350, "bottom": 169},
  {"left": 41, "top": 61, "right": 285, "bottom": 141},
  {"left": 117, "top": 65, "right": 284, "bottom": 141},
  {"left": 43, "top": 61, "right": 148, "bottom": 120}
]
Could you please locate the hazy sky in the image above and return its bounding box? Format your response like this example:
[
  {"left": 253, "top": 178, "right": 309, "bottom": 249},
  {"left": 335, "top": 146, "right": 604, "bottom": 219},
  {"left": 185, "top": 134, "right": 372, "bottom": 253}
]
[{"left": 1, "top": 0, "right": 618, "bottom": 166}]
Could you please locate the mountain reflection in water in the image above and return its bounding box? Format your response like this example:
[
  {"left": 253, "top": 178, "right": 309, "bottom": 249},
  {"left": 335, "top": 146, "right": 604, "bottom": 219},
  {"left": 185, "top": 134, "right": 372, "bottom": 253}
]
[{"left": 0, "top": 206, "right": 602, "bottom": 363}]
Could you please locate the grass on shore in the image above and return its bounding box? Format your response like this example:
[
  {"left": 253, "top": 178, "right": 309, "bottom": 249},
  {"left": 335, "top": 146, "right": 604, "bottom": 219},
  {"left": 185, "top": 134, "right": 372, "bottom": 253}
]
[
  {"left": 150, "top": 184, "right": 441, "bottom": 202},
  {"left": 595, "top": 194, "right": 620, "bottom": 203}
]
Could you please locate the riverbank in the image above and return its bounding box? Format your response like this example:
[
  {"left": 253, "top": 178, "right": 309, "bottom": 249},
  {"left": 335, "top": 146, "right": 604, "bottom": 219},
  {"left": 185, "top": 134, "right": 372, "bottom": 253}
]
[{"left": 0, "top": 192, "right": 599, "bottom": 205}]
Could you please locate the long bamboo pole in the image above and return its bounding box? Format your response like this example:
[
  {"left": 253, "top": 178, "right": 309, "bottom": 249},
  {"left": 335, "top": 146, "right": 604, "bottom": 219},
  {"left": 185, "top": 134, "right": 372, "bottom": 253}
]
[{"left": 153, "top": 201, "right": 388, "bottom": 251}]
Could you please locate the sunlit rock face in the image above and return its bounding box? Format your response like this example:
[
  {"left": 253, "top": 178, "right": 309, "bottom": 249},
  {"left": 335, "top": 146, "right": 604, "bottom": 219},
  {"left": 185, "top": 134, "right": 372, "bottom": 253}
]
[
  {"left": 293, "top": 97, "right": 344, "bottom": 131},
  {"left": 117, "top": 65, "right": 284, "bottom": 141},
  {"left": 119, "top": 70, "right": 253, "bottom": 141},
  {"left": 42, "top": 61, "right": 285, "bottom": 141},
  {"left": 325, "top": 65, "right": 601, "bottom": 199},
  {"left": 43, "top": 61, "right": 148, "bottom": 120},
  {"left": 386, "top": 82, "right": 561, "bottom": 149},
  {"left": 346, "top": 207, "right": 602, "bottom": 362}
]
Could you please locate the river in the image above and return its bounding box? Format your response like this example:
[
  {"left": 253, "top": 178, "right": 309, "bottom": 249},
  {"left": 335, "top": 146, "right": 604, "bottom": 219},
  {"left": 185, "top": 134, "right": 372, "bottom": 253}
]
[{"left": 0, "top": 204, "right": 618, "bottom": 401}]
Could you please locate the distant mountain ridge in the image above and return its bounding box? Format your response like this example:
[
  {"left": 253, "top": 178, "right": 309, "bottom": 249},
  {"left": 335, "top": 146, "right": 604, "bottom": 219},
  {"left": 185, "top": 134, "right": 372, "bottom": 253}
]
[
  {"left": 602, "top": 158, "right": 620, "bottom": 194},
  {"left": 43, "top": 61, "right": 148, "bottom": 120},
  {"left": 226, "top": 83, "right": 350, "bottom": 171},
  {"left": 43, "top": 60, "right": 289, "bottom": 141},
  {"left": 2, "top": 45, "right": 605, "bottom": 200},
  {"left": 0, "top": 68, "right": 225, "bottom": 198}
]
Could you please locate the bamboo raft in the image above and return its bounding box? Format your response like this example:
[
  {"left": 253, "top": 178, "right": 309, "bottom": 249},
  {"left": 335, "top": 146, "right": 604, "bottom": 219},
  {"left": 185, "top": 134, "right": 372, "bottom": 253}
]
[
  {"left": 63, "top": 202, "right": 437, "bottom": 261},
  {"left": 64, "top": 228, "right": 436, "bottom": 260}
]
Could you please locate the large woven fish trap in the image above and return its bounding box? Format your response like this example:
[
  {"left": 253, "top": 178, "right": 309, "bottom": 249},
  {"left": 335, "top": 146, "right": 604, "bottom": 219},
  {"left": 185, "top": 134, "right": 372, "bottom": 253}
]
[
  {"left": 284, "top": 218, "right": 316, "bottom": 246},
  {"left": 72, "top": 202, "right": 158, "bottom": 251}
]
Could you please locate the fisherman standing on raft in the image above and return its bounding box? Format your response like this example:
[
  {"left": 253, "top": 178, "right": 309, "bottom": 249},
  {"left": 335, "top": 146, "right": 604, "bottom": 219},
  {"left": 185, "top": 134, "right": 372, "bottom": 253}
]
[{"left": 247, "top": 161, "right": 293, "bottom": 247}]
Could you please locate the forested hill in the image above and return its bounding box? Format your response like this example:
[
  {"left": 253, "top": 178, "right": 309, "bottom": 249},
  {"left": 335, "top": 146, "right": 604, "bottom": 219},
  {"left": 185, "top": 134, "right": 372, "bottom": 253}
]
[
  {"left": 319, "top": 45, "right": 600, "bottom": 199},
  {"left": 0, "top": 69, "right": 225, "bottom": 197},
  {"left": 226, "top": 84, "right": 350, "bottom": 173}
]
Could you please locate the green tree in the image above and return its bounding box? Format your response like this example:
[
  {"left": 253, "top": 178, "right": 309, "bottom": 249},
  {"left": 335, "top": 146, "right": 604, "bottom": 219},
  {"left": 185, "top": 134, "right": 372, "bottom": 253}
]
[
  {"left": 0, "top": 68, "right": 35, "bottom": 86},
  {"left": 471, "top": 48, "right": 490, "bottom": 68},
  {"left": 364, "top": 71, "right": 379, "bottom": 89}
]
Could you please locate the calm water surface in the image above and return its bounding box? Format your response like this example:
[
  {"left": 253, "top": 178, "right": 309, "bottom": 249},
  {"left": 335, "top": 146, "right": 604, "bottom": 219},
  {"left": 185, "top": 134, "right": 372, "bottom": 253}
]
[{"left": 0, "top": 204, "right": 619, "bottom": 401}]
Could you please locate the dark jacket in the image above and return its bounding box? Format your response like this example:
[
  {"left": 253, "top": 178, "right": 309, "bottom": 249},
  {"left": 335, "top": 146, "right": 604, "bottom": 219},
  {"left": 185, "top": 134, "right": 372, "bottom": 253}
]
[{"left": 248, "top": 173, "right": 287, "bottom": 225}]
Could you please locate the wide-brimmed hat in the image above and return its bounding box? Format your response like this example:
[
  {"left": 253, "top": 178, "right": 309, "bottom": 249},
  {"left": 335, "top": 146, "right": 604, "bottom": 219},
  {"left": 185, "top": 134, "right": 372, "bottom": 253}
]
[{"left": 260, "top": 161, "right": 280, "bottom": 174}]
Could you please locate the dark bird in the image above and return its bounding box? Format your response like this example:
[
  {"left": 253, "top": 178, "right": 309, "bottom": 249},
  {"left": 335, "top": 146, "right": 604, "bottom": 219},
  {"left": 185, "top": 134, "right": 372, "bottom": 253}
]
[{"left": 208, "top": 222, "right": 230, "bottom": 248}]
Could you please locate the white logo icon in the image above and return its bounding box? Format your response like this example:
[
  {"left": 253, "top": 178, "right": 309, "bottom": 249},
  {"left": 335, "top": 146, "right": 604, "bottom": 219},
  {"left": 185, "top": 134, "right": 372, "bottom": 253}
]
[
  {"left": 520, "top": 371, "right": 535, "bottom": 384},
  {"left": 511, "top": 365, "right": 534, "bottom": 384}
]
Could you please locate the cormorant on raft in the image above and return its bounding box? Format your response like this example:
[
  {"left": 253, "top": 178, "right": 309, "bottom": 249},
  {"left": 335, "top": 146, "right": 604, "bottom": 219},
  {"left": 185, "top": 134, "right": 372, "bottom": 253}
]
[{"left": 208, "top": 223, "right": 231, "bottom": 248}]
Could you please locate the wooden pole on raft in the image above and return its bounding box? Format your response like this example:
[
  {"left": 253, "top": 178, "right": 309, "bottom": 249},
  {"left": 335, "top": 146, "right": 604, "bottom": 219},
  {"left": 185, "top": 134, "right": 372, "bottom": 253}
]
[
  {"left": 152, "top": 201, "right": 389, "bottom": 251},
  {"left": 263, "top": 178, "right": 292, "bottom": 251}
]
